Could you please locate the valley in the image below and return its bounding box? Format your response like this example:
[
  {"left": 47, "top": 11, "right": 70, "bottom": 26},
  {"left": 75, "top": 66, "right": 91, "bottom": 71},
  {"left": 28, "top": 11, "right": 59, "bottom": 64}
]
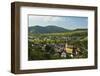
[{"left": 28, "top": 26, "right": 88, "bottom": 60}]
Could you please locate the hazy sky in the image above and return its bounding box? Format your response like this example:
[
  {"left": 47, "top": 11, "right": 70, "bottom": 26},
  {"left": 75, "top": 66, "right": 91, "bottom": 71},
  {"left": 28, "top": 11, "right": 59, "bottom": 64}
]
[{"left": 28, "top": 15, "right": 88, "bottom": 30}]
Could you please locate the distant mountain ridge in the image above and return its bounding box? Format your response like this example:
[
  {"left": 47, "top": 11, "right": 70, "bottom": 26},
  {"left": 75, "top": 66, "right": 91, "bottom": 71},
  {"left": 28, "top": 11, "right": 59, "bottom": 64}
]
[
  {"left": 73, "top": 28, "right": 87, "bottom": 31},
  {"left": 28, "top": 25, "right": 69, "bottom": 34},
  {"left": 28, "top": 25, "right": 87, "bottom": 34}
]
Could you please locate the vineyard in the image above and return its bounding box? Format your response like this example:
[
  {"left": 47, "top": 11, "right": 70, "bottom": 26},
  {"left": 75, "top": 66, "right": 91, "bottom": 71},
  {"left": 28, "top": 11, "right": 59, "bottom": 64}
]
[{"left": 28, "top": 30, "right": 88, "bottom": 60}]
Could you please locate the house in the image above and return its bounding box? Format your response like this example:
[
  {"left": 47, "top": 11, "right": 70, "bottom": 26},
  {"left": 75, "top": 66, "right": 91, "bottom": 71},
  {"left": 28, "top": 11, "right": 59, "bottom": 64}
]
[
  {"left": 65, "top": 43, "right": 81, "bottom": 57},
  {"left": 65, "top": 43, "right": 73, "bottom": 54},
  {"left": 61, "top": 51, "right": 67, "bottom": 58}
]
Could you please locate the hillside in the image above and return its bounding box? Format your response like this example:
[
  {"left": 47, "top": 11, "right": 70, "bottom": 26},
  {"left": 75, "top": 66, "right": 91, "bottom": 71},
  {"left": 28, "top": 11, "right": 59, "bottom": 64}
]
[{"left": 28, "top": 25, "right": 69, "bottom": 34}]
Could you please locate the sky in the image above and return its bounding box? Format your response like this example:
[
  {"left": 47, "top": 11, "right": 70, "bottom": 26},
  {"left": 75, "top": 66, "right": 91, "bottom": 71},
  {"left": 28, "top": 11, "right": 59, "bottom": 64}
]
[{"left": 28, "top": 15, "right": 88, "bottom": 30}]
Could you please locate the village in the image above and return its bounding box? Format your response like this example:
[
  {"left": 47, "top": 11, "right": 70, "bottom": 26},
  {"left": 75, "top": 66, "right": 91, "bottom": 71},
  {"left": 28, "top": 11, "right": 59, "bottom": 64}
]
[
  {"left": 28, "top": 35, "right": 81, "bottom": 59},
  {"left": 28, "top": 30, "right": 87, "bottom": 60}
]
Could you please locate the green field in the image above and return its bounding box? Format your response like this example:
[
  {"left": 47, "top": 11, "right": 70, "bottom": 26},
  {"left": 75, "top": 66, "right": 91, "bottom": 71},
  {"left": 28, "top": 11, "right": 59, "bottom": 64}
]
[{"left": 28, "top": 30, "right": 88, "bottom": 60}]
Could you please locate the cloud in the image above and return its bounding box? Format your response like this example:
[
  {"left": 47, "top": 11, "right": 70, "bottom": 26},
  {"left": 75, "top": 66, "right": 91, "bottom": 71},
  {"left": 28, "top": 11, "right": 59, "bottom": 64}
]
[
  {"left": 51, "top": 16, "right": 62, "bottom": 22},
  {"left": 29, "top": 15, "right": 63, "bottom": 23}
]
